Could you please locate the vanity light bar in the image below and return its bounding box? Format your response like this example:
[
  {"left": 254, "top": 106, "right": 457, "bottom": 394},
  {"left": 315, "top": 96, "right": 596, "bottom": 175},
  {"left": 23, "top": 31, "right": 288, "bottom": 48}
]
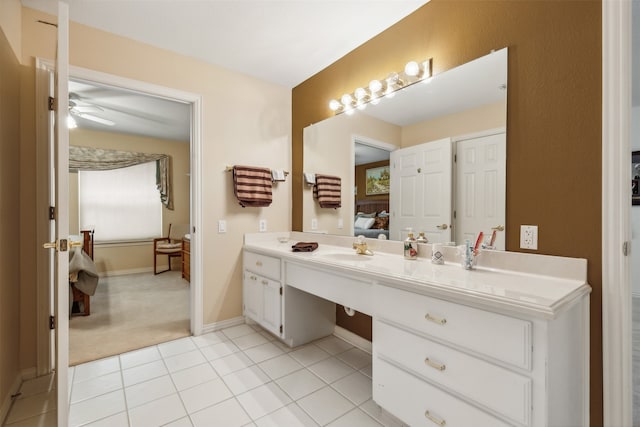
[{"left": 329, "top": 58, "right": 432, "bottom": 115}]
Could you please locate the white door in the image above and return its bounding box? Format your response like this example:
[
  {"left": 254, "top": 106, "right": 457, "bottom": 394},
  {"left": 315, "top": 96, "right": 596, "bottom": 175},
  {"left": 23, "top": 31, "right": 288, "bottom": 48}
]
[
  {"left": 390, "top": 138, "right": 453, "bottom": 243},
  {"left": 455, "top": 132, "right": 506, "bottom": 249},
  {"left": 261, "top": 278, "right": 282, "bottom": 336},
  {"left": 41, "top": 3, "right": 70, "bottom": 425}
]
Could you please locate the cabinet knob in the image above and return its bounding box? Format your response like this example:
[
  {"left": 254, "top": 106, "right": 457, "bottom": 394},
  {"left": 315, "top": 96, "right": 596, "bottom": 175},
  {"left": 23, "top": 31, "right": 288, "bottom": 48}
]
[
  {"left": 256, "top": 261, "right": 263, "bottom": 267},
  {"left": 250, "top": 275, "right": 257, "bottom": 281},
  {"left": 424, "top": 410, "right": 446, "bottom": 426},
  {"left": 425, "top": 313, "right": 447, "bottom": 325},
  {"left": 424, "top": 357, "right": 446, "bottom": 371},
  {"left": 262, "top": 280, "right": 268, "bottom": 285}
]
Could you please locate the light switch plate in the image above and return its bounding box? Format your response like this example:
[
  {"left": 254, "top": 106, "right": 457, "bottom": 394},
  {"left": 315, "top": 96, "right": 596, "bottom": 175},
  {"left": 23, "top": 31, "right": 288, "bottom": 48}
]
[
  {"left": 259, "top": 219, "right": 267, "bottom": 232},
  {"left": 520, "top": 225, "right": 538, "bottom": 250},
  {"left": 218, "top": 220, "right": 226, "bottom": 233},
  {"left": 337, "top": 218, "right": 344, "bottom": 229},
  {"left": 311, "top": 218, "right": 318, "bottom": 230}
]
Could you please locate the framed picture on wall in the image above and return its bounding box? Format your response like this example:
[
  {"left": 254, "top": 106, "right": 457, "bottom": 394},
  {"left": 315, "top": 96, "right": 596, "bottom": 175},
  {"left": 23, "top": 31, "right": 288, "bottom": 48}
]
[
  {"left": 633, "top": 151, "right": 640, "bottom": 206},
  {"left": 365, "top": 166, "right": 390, "bottom": 195}
]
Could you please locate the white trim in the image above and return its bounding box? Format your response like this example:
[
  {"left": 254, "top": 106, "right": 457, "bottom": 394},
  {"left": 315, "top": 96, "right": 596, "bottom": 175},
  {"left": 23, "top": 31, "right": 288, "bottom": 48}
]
[
  {"left": 602, "top": 1, "right": 633, "bottom": 426},
  {"left": 201, "top": 316, "right": 246, "bottom": 335},
  {"left": 333, "top": 325, "right": 372, "bottom": 354},
  {"left": 0, "top": 373, "right": 22, "bottom": 425}
]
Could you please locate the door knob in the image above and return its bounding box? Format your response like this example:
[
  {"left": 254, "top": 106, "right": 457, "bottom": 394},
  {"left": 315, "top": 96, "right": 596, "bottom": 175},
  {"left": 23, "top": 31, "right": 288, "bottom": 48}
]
[
  {"left": 43, "top": 239, "right": 82, "bottom": 252},
  {"left": 436, "top": 224, "right": 448, "bottom": 230},
  {"left": 492, "top": 225, "right": 505, "bottom": 231}
]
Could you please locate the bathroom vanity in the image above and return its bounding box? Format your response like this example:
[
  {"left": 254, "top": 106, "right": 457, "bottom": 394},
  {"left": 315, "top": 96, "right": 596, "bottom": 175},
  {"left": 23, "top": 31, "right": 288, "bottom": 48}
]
[{"left": 243, "top": 232, "right": 591, "bottom": 427}]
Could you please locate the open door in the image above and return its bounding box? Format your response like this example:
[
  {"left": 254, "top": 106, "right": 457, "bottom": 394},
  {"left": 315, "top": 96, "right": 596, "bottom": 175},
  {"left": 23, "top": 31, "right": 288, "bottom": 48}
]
[{"left": 40, "top": 3, "right": 70, "bottom": 425}]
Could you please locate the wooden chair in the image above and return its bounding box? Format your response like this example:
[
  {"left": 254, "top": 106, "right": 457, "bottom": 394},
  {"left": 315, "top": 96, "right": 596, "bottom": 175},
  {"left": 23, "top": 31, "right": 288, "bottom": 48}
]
[{"left": 154, "top": 223, "right": 189, "bottom": 274}]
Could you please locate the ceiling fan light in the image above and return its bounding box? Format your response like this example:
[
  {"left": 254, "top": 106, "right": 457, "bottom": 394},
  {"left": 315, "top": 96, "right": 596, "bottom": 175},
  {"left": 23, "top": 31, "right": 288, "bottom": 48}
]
[{"left": 67, "top": 115, "right": 77, "bottom": 129}]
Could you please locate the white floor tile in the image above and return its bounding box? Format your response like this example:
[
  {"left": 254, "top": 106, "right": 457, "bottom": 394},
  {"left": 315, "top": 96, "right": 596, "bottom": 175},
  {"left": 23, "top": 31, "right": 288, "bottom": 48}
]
[
  {"left": 191, "top": 331, "right": 228, "bottom": 348},
  {"left": 222, "top": 365, "right": 271, "bottom": 395},
  {"left": 190, "top": 398, "right": 251, "bottom": 427},
  {"left": 119, "top": 346, "right": 162, "bottom": 370},
  {"left": 307, "top": 357, "right": 355, "bottom": 384},
  {"left": 179, "top": 377, "right": 233, "bottom": 414},
  {"left": 209, "top": 352, "right": 255, "bottom": 377},
  {"left": 122, "top": 360, "right": 168, "bottom": 387},
  {"left": 275, "top": 369, "right": 325, "bottom": 401},
  {"left": 336, "top": 347, "right": 372, "bottom": 370},
  {"left": 326, "top": 408, "right": 382, "bottom": 427},
  {"left": 296, "top": 386, "right": 355, "bottom": 426},
  {"left": 16, "top": 374, "right": 55, "bottom": 399},
  {"left": 69, "top": 389, "right": 126, "bottom": 427},
  {"left": 360, "top": 363, "right": 373, "bottom": 378},
  {"left": 4, "top": 391, "right": 55, "bottom": 425},
  {"left": 258, "top": 354, "right": 303, "bottom": 380},
  {"left": 232, "top": 332, "right": 269, "bottom": 350},
  {"left": 164, "top": 416, "right": 194, "bottom": 427},
  {"left": 359, "top": 399, "right": 406, "bottom": 427},
  {"left": 70, "top": 371, "right": 122, "bottom": 404},
  {"left": 288, "top": 344, "right": 331, "bottom": 367},
  {"left": 314, "top": 336, "right": 353, "bottom": 356},
  {"left": 254, "top": 402, "right": 318, "bottom": 427},
  {"left": 259, "top": 331, "right": 277, "bottom": 342},
  {"left": 243, "top": 342, "right": 284, "bottom": 364},
  {"left": 221, "top": 324, "right": 257, "bottom": 339},
  {"left": 3, "top": 409, "right": 56, "bottom": 427},
  {"left": 164, "top": 349, "right": 207, "bottom": 373},
  {"left": 236, "top": 382, "right": 292, "bottom": 420},
  {"left": 73, "top": 356, "right": 120, "bottom": 383},
  {"left": 83, "top": 411, "right": 129, "bottom": 426},
  {"left": 125, "top": 375, "right": 176, "bottom": 409},
  {"left": 128, "top": 393, "right": 186, "bottom": 427},
  {"left": 331, "top": 371, "right": 372, "bottom": 405},
  {"left": 170, "top": 362, "right": 218, "bottom": 391},
  {"left": 158, "top": 337, "right": 197, "bottom": 358},
  {"left": 199, "top": 341, "right": 240, "bottom": 361}
]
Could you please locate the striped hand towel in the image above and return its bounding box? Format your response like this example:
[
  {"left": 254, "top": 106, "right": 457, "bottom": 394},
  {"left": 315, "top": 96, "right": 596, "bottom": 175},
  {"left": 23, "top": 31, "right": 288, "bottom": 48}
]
[
  {"left": 313, "top": 174, "right": 341, "bottom": 208},
  {"left": 233, "top": 165, "right": 273, "bottom": 207}
]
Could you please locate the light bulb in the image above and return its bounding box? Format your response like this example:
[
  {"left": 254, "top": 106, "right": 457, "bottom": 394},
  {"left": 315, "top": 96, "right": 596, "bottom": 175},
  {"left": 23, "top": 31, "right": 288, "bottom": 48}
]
[
  {"left": 67, "top": 115, "right": 77, "bottom": 129},
  {"left": 369, "top": 79, "right": 383, "bottom": 94},
  {"left": 341, "top": 93, "right": 354, "bottom": 106},
  {"left": 405, "top": 61, "right": 421, "bottom": 77},
  {"left": 329, "top": 99, "right": 342, "bottom": 111},
  {"left": 354, "top": 87, "right": 368, "bottom": 100}
]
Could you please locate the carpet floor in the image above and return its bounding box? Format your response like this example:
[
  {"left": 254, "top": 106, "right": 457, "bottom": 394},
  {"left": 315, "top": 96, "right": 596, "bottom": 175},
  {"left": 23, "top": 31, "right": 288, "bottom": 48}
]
[{"left": 69, "top": 271, "right": 190, "bottom": 366}]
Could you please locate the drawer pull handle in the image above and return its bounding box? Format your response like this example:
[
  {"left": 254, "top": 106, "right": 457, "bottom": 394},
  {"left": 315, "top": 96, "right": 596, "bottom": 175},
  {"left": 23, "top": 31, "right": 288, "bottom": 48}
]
[
  {"left": 425, "top": 313, "right": 447, "bottom": 325},
  {"left": 256, "top": 261, "right": 263, "bottom": 267},
  {"left": 261, "top": 280, "right": 268, "bottom": 285},
  {"left": 424, "top": 357, "right": 446, "bottom": 371},
  {"left": 425, "top": 410, "right": 446, "bottom": 426}
]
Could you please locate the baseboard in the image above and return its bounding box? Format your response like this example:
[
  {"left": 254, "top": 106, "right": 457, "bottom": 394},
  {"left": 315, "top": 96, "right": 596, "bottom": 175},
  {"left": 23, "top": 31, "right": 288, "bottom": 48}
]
[
  {"left": 333, "top": 325, "right": 372, "bottom": 354},
  {"left": 200, "top": 316, "right": 245, "bottom": 335},
  {"left": 21, "top": 367, "right": 37, "bottom": 381},
  {"left": 0, "top": 372, "right": 22, "bottom": 425},
  {"left": 98, "top": 267, "right": 155, "bottom": 277}
]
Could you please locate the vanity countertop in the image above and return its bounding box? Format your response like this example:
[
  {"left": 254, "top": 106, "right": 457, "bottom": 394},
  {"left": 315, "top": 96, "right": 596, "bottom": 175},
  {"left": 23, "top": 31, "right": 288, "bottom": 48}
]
[{"left": 244, "top": 232, "right": 591, "bottom": 320}]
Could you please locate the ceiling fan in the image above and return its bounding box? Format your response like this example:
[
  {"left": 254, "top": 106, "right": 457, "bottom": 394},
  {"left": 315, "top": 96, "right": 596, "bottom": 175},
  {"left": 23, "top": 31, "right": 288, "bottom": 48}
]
[{"left": 68, "top": 94, "right": 115, "bottom": 127}]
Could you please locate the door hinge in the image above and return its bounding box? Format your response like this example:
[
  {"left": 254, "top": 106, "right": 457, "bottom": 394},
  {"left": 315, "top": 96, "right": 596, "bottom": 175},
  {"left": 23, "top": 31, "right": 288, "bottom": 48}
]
[
  {"left": 453, "top": 210, "right": 457, "bottom": 219},
  {"left": 623, "top": 241, "right": 631, "bottom": 256},
  {"left": 279, "top": 325, "right": 283, "bottom": 333},
  {"left": 48, "top": 206, "right": 55, "bottom": 220},
  {"left": 454, "top": 154, "right": 457, "bottom": 162},
  {"left": 49, "top": 315, "right": 55, "bottom": 330},
  {"left": 48, "top": 96, "right": 55, "bottom": 111},
  {"left": 279, "top": 287, "right": 282, "bottom": 296}
]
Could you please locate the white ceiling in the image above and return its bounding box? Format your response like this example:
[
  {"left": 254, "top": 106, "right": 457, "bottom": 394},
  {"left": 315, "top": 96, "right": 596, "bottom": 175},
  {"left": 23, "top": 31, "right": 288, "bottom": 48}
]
[{"left": 23, "top": 0, "right": 429, "bottom": 141}]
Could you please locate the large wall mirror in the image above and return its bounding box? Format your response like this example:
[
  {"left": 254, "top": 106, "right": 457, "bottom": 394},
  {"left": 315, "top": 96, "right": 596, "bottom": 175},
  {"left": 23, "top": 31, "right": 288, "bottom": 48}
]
[{"left": 303, "top": 48, "right": 507, "bottom": 249}]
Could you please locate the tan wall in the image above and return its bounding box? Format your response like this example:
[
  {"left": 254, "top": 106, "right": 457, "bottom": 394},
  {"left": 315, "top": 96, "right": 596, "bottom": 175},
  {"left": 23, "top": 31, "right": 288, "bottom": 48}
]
[
  {"left": 0, "top": 0, "right": 21, "bottom": 59},
  {"left": 69, "top": 128, "right": 190, "bottom": 274},
  {"left": 19, "top": 7, "right": 291, "bottom": 371},
  {"left": 292, "top": 1, "right": 602, "bottom": 424},
  {"left": 0, "top": 17, "right": 23, "bottom": 417}
]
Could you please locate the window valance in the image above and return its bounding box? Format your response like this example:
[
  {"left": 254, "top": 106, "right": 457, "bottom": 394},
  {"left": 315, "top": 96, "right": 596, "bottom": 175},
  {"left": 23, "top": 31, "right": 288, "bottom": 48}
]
[{"left": 69, "top": 145, "right": 173, "bottom": 210}]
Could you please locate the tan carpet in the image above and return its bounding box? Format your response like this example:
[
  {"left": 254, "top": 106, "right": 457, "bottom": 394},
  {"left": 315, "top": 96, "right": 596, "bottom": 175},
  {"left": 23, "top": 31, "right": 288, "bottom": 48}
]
[{"left": 69, "top": 270, "right": 190, "bottom": 366}]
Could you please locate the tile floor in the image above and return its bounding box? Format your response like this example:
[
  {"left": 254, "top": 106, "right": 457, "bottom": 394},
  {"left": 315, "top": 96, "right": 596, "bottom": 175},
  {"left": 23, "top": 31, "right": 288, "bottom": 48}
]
[{"left": 3, "top": 323, "right": 406, "bottom": 427}]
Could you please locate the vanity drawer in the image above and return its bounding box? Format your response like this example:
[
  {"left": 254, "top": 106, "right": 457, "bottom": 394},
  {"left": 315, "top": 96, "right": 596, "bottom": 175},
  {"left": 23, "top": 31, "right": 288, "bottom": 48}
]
[
  {"left": 374, "top": 319, "right": 531, "bottom": 425},
  {"left": 244, "top": 251, "right": 280, "bottom": 280},
  {"left": 374, "top": 285, "right": 532, "bottom": 370},
  {"left": 373, "top": 357, "right": 511, "bottom": 427}
]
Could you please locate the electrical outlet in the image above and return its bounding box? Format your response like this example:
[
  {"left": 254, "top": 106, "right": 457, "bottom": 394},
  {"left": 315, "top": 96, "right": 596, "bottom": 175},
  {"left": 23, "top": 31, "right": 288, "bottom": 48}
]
[
  {"left": 259, "top": 219, "right": 267, "bottom": 232},
  {"left": 311, "top": 218, "right": 318, "bottom": 230},
  {"left": 520, "top": 225, "right": 538, "bottom": 250},
  {"left": 218, "top": 220, "right": 226, "bottom": 233},
  {"left": 337, "top": 218, "right": 344, "bottom": 229}
]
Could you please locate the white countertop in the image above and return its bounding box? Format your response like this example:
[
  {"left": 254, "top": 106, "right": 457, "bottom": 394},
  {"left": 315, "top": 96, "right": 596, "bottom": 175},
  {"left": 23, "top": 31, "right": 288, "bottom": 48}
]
[{"left": 244, "top": 232, "right": 591, "bottom": 319}]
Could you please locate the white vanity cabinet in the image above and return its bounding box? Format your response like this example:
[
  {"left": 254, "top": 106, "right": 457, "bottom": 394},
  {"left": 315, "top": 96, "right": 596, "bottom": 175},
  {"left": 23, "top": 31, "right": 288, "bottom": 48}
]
[
  {"left": 243, "top": 251, "right": 283, "bottom": 336},
  {"left": 373, "top": 284, "right": 589, "bottom": 427}
]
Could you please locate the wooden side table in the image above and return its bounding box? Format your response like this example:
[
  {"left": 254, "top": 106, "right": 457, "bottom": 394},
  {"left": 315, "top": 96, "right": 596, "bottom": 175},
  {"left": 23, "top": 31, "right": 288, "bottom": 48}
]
[{"left": 182, "top": 237, "right": 190, "bottom": 282}]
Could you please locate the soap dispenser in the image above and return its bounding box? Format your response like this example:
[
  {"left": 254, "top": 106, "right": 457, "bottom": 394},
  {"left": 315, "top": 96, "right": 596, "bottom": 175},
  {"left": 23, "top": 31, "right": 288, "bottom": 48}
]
[{"left": 404, "top": 233, "right": 418, "bottom": 260}]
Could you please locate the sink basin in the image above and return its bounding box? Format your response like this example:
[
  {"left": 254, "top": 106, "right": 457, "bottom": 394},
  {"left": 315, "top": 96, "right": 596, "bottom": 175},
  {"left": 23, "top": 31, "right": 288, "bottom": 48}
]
[{"left": 319, "top": 253, "right": 373, "bottom": 262}]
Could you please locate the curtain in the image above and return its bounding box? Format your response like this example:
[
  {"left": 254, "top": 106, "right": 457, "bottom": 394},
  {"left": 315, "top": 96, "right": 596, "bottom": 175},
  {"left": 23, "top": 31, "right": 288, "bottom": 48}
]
[{"left": 69, "top": 145, "right": 173, "bottom": 210}]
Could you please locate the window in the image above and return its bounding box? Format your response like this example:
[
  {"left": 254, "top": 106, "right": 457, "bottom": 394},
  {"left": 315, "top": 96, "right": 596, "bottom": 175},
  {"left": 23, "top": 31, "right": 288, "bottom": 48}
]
[{"left": 79, "top": 161, "right": 162, "bottom": 242}]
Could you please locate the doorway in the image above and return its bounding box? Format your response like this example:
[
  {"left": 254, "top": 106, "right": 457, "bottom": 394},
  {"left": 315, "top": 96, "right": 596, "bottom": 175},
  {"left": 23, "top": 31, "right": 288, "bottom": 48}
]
[{"left": 35, "top": 60, "right": 204, "bottom": 374}]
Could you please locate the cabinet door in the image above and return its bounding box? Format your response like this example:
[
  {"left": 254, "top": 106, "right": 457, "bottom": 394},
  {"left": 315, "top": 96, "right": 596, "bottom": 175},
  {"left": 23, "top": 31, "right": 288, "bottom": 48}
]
[
  {"left": 261, "top": 277, "right": 282, "bottom": 336},
  {"left": 243, "top": 271, "right": 262, "bottom": 322}
]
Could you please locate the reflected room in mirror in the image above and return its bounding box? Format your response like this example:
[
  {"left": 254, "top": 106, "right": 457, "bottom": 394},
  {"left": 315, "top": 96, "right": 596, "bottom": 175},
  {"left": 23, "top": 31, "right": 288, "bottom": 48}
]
[{"left": 303, "top": 48, "right": 508, "bottom": 249}]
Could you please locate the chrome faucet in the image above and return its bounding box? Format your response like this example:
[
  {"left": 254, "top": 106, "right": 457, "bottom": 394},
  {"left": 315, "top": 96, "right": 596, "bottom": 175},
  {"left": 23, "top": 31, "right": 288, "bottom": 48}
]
[{"left": 353, "top": 235, "right": 374, "bottom": 256}]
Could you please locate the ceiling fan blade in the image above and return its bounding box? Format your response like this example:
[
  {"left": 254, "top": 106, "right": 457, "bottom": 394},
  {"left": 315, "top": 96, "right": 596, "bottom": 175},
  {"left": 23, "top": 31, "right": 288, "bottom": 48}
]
[
  {"left": 73, "top": 105, "right": 104, "bottom": 113},
  {"left": 77, "top": 113, "right": 115, "bottom": 126}
]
